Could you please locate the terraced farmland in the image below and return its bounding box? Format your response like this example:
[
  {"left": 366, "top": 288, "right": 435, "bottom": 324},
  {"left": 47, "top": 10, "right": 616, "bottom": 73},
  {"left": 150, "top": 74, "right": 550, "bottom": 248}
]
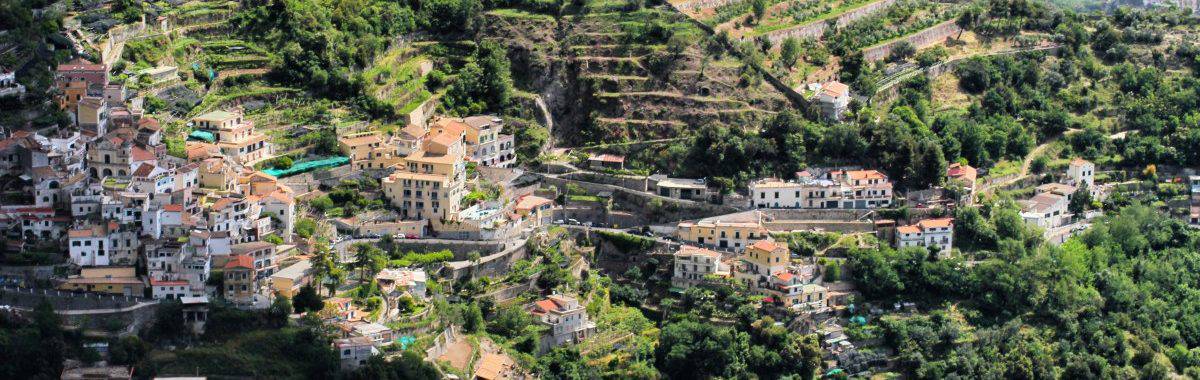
[{"left": 554, "top": 6, "right": 791, "bottom": 145}]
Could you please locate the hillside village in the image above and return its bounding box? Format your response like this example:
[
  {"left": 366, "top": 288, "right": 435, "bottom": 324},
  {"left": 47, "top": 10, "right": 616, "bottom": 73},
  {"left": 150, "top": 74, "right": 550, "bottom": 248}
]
[{"left": 4, "top": 0, "right": 1200, "bottom": 378}]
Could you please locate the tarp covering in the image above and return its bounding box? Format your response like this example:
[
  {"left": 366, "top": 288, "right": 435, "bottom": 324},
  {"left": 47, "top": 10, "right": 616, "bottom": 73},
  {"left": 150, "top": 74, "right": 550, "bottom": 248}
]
[
  {"left": 188, "top": 130, "right": 215, "bottom": 142},
  {"left": 262, "top": 156, "right": 349, "bottom": 178}
]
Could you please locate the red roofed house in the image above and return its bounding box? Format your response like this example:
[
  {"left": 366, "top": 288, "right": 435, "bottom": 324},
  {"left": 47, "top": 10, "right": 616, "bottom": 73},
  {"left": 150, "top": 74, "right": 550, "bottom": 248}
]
[
  {"left": 735, "top": 239, "right": 789, "bottom": 284},
  {"left": 586, "top": 153, "right": 624, "bottom": 170},
  {"left": 513, "top": 195, "right": 554, "bottom": 227},
  {"left": 150, "top": 278, "right": 190, "bottom": 300},
  {"left": 527, "top": 294, "right": 596, "bottom": 353},
  {"left": 223, "top": 255, "right": 259, "bottom": 306},
  {"left": 946, "top": 163, "right": 978, "bottom": 199},
  {"left": 896, "top": 218, "right": 954, "bottom": 257},
  {"left": 816, "top": 81, "right": 850, "bottom": 121},
  {"left": 672, "top": 245, "right": 728, "bottom": 288}
]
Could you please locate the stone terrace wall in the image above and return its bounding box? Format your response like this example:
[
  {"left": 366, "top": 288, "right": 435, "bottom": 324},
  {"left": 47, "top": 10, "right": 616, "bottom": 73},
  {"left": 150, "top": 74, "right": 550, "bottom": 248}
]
[
  {"left": 862, "top": 20, "right": 961, "bottom": 61},
  {"left": 764, "top": 0, "right": 899, "bottom": 45},
  {"left": 675, "top": 0, "right": 744, "bottom": 12}
]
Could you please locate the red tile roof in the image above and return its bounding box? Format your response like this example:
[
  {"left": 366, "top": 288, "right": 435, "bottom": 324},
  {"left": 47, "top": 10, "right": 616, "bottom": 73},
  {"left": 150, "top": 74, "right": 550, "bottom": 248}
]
[
  {"left": 224, "top": 255, "right": 255, "bottom": 270},
  {"left": 749, "top": 240, "right": 780, "bottom": 252}
]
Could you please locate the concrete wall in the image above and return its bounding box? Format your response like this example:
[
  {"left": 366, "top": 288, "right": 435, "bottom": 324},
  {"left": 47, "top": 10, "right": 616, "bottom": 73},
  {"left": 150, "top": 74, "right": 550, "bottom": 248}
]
[
  {"left": 0, "top": 287, "right": 159, "bottom": 337},
  {"left": 540, "top": 175, "right": 738, "bottom": 225},
  {"left": 764, "top": 0, "right": 899, "bottom": 45},
  {"left": 862, "top": 20, "right": 962, "bottom": 61}
]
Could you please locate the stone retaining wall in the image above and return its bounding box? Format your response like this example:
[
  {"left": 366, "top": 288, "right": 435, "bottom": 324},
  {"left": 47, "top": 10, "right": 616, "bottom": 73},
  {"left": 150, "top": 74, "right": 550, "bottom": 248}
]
[
  {"left": 862, "top": 20, "right": 961, "bottom": 61},
  {"left": 764, "top": 0, "right": 899, "bottom": 45}
]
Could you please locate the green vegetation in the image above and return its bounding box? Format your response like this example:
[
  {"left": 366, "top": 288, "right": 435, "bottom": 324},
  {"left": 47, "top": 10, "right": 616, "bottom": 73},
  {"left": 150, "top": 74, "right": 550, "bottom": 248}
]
[{"left": 848, "top": 205, "right": 1200, "bottom": 378}]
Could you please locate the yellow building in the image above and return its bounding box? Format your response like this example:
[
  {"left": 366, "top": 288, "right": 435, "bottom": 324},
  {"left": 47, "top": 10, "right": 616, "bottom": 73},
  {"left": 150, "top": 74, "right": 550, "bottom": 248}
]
[
  {"left": 270, "top": 259, "right": 313, "bottom": 298},
  {"left": 338, "top": 132, "right": 384, "bottom": 163},
  {"left": 58, "top": 266, "right": 145, "bottom": 296},
  {"left": 737, "top": 239, "right": 789, "bottom": 281},
  {"left": 676, "top": 211, "right": 769, "bottom": 251},
  {"left": 381, "top": 131, "right": 467, "bottom": 221},
  {"left": 192, "top": 110, "right": 271, "bottom": 165}
]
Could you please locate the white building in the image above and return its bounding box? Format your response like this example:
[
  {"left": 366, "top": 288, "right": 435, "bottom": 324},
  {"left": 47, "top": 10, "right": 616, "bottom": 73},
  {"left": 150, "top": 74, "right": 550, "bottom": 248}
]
[
  {"left": 1020, "top": 192, "right": 1069, "bottom": 229},
  {"left": 528, "top": 294, "right": 596, "bottom": 352},
  {"left": 815, "top": 81, "right": 850, "bottom": 121},
  {"left": 749, "top": 169, "right": 893, "bottom": 209},
  {"left": 895, "top": 218, "right": 954, "bottom": 257},
  {"left": 150, "top": 278, "right": 190, "bottom": 300},
  {"left": 1067, "top": 158, "right": 1095, "bottom": 188},
  {"left": 67, "top": 221, "right": 139, "bottom": 266},
  {"left": 671, "top": 245, "right": 728, "bottom": 288},
  {"left": 334, "top": 336, "right": 379, "bottom": 371}
]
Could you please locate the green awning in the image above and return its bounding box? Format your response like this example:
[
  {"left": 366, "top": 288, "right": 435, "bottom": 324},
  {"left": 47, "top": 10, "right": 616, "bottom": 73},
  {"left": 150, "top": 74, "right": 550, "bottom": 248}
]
[{"left": 188, "top": 130, "right": 215, "bottom": 142}]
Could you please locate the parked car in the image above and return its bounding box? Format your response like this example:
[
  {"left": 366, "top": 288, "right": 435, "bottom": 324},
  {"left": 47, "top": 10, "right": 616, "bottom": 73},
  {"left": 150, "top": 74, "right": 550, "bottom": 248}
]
[
  {"left": 405, "top": 234, "right": 419, "bottom": 239},
  {"left": 567, "top": 219, "right": 580, "bottom": 225},
  {"left": 553, "top": 219, "right": 564, "bottom": 224}
]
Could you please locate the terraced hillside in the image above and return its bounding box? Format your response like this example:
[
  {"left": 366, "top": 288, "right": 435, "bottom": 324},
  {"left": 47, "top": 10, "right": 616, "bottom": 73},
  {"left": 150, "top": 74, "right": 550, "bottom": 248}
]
[
  {"left": 483, "top": 3, "right": 792, "bottom": 148},
  {"left": 670, "top": 0, "right": 963, "bottom": 88}
]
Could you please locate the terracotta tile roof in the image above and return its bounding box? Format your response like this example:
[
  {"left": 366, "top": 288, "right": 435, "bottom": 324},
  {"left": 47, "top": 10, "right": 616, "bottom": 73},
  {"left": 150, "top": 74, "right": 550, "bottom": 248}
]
[
  {"left": 210, "top": 197, "right": 237, "bottom": 211},
  {"left": 131, "top": 163, "right": 155, "bottom": 177},
  {"left": 532, "top": 299, "right": 559, "bottom": 314},
  {"left": 677, "top": 245, "right": 720, "bottom": 258},
  {"left": 749, "top": 239, "right": 780, "bottom": 252},
  {"left": 163, "top": 204, "right": 184, "bottom": 212},
  {"left": 821, "top": 81, "right": 849, "bottom": 98},
  {"left": 131, "top": 147, "right": 155, "bottom": 162},
  {"left": 917, "top": 218, "right": 953, "bottom": 229},
  {"left": 514, "top": 195, "right": 552, "bottom": 211},
  {"left": 433, "top": 118, "right": 469, "bottom": 137},
  {"left": 774, "top": 272, "right": 794, "bottom": 282},
  {"left": 400, "top": 124, "right": 427, "bottom": 139},
  {"left": 589, "top": 153, "right": 624, "bottom": 163},
  {"left": 1071, "top": 157, "right": 1091, "bottom": 166},
  {"left": 224, "top": 254, "right": 255, "bottom": 270},
  {"left": 896, "top": 225, "right": 921, "bottom": 234},
  {"left": 946, "top": 163, "right": 977, "bottom": 182},
  {"left": 428, "top": 131, "right": 459, "bottom": 148}
]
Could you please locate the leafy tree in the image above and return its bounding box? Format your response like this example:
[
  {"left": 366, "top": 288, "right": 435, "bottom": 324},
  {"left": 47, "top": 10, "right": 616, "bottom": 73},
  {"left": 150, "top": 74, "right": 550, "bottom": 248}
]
[
  {"left": 779, "top": 37, "right": 801, "bottom": 69},
  {"left": 1069, "top": 183, "right": 1093, "bottom": 216},
  {"left": 751, "top": 0, "right": 767, "bottom": 23},
  {"left": 352, "top": 243, "right": 384, "bottom": 284},
  {"left": 293, "top": 284, "right": 324, "bottom": 314},
  {"left": 344, "top": 352, "right": 439, "bottom": 380},
  {"left": 268, "top": 292, "right": 293, "bottom": 327},
  {"left": 656, "top": 319, "right": 747, "bottom": 378}
]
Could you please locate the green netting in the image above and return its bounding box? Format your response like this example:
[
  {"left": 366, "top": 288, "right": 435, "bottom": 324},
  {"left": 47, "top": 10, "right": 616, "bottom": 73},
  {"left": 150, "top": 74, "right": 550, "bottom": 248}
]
[
  {"left": 188, "top": 130, "right": 215, "bottom": 142},
  {"left": 262, "top": 156, "right": 349, "bottom": 178}
]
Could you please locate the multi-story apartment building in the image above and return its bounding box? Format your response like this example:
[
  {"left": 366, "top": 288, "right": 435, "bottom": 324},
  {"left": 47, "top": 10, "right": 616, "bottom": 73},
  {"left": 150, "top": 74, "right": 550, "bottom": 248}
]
[
  {"left": 671, "top": 245, "right": 728, "bottom": 288},
  {"left": 430, "top": 116, "right": 515, "bottom": 168},
  {"left": 895, "top": 218, "right": 954, "bottom": 257},
  {"left": 192, "top": 110, "right": 271, "bottom": 165},
  {"left": 338, "top": 132, "right": 385, "bottom": 166},
  {"left": 223, "top": 255, "right": 258, "bottom": 306},
  {"left": 381, "top": 131, "right": 467, "bottom": 222},
  {"left": 676, "top": 211, "right": 769, "bottom": 251},
  {"left": 528, "top": 294, "right": 597, "bottom": 353},
  {"left": 67, "top": 220, "right": 139, "bottom": 266},
  {"left": 734, "top": 239, "right": 790, "bottom": 283},
  {"left": 748, "top": 169, "right": 893, "bottom": 209}
]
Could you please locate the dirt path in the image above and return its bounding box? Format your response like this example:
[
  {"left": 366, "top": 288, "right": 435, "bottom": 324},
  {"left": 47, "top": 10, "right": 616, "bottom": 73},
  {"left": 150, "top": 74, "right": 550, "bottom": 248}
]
[{"left": 979, "top": 128, "right": 1080, "bottom": 194}]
